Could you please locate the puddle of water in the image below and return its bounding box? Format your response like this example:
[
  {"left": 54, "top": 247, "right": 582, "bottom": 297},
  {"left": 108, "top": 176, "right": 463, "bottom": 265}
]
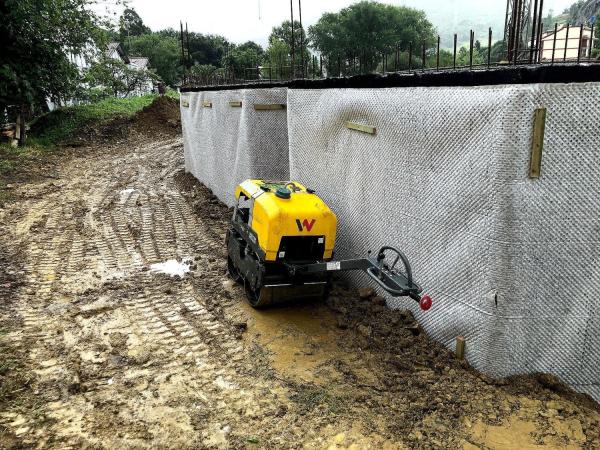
[
  {"left": 234, "top": 293, "right": 377, "bottom": 385},
  {"left": 214, "top": 376, "right": 236, "bottom": 390},
  {"left": 119, "top": 188, "right": 136, "bottom": 202},
  {"left": 150, "top": 259, "right": 191, "bottom": 277}
]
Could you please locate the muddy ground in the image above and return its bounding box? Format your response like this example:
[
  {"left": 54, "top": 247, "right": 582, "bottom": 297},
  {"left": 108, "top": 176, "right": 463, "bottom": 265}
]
[{"left": 0, "top": 98, "right": 599, "bottom": 449}]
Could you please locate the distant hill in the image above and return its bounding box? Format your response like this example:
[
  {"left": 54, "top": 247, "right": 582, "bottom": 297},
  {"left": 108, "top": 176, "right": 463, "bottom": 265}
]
[
  {"left": 401, "top": 0, "right": 507, "bottom": 47},
  {"left": 402, "top": 0, "right": 589, "bottom": 47}
]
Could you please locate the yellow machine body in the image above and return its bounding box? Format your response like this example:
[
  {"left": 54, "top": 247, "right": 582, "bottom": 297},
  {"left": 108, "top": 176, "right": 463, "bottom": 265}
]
[
  {"left": 227, "top": 179, "right": 428, "bottom": 310},
  {"left": 235, "top": 179, "right": 337, "bottom": 262}
]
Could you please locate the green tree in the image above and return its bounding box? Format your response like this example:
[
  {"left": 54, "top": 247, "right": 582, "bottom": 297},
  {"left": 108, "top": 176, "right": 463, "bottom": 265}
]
[
  {"left": 309, "top": 1, "right": 435, "bottom": 74},
  {"left": 237, "top": 41, "right": 265, "bottom": 58},
  {"left": 84, "top": 56, "right": 159, "bottom": 99},
  {"left": 120, "top": 17, "right": 236, "bottom": 84},
  {"left": 489, "top": 40, "right": 507, "bottom": 63},
  {"left": 270, "top": 20, "right": 308, "bottom": 50},
  {"left": 438, "top": 49, "right": 455, "bottom": 67},
  {"left": 375, "top": 50, "right": 421, "bottom": 73},
  {"left": 222, "top": 42, "right": 264, "bottom": 79},
  {"left": 0, "top": 0, "right": 104, "bottom": 145},
  {"left": 188, "top": 64, "right": 230, "bottom": 84},
  {"left": 189, "top": 64, "right": 217, "bottom": 84},
  {"left": 190, "top": 64, "right": 218, "bottom": 77},
  {"left": 188, "top": 33, "right": 230, "bottom": 67},
  {"left": 456, "top": 46, "right": 484, "bottom": 66},
  {"left": 157, "top": 29, "right": 231, "bottom": 68},
  {"left": 119, "top": 8, "right": 150, "bottom": 40},
  {"left": 266, "top": 40, "right": 291, "bottom": 79},
  {"left": 127, "top": 34, "right": 182, "bottom": 87},
  {"left": 267, "top": 20, "right": 310, "bottom": 77}
]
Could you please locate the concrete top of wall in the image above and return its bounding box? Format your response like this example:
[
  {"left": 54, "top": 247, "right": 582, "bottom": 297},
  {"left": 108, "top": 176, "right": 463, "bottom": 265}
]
[{"left": 180, "top": 64, "right": 600, "bottom": 92}]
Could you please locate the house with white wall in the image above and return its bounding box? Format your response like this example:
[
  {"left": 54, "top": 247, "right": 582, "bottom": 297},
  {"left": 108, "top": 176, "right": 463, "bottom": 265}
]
[
  {"left": 539, "top": 26, "right": 594, "bottom": 61},
  {"left": 104, "top": 43, "right": 155, "bottom": 96},
  {"left": 48, "top": 42, "right": 156, "bottom": 110}
]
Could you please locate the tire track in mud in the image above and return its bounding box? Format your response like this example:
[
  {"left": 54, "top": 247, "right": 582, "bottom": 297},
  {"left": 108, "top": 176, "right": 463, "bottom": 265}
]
[{"left": 0, "top": 137, "right": 287, "bottom": 448}]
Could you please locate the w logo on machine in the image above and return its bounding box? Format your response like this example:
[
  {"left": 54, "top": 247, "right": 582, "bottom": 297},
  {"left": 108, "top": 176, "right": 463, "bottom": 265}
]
[{"left": 296, "top": 218, "right": 316, "bottom": 232}]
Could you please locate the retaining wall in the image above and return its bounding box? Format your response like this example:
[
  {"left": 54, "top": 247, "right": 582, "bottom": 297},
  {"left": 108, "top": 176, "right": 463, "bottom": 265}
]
[
  {"left": 181, "top": 80, "right": 600, "bottom": 400},
  {"left": 181, "top": 88, "right": 289, "bottom": 206},
  {"left": 287, "top": 83, "right": 600, "bottom": 400}
]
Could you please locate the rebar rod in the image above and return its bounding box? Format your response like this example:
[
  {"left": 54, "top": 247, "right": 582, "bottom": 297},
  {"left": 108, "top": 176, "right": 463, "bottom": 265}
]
[
  {"left": 537, "top": 22, "right": 544, "bottom": 63},
  {"left": 530, "top": 0, "right": 539, "bottom": 63},
  {"left": 578, "top": 24, "right": 584, "bottom": 63},
  {"left": 537, "top": 0, "right": 545, "bottom": 62},
  {"left": 589, "top": 23, "right": 595, "bottom": 61},
  {"left": 469, "top": 30, "right": 474, "bottom": 69},
  {"left": 564, "top": 24, "right": 570, "bottom": 61},
  {"left": 290, "top": 0, "right": 295, "bottom": 79},
  {"left": 436, "top": 36, "right": 440, "bottom": 70},
  {"left": 298, "top": 0, "right": 304, "bottom": 78},
  {"left": 453, "top": 34, "right": 457, "bottom": 69},
  {"left": 514, "top": 0, "right": 523, "bottom": 65},
  {"left": 552, "top": 22, "right": 558, "bottom": 63},
  {"left": 488, "top": 28, "right": 492, "bottom": 68}
]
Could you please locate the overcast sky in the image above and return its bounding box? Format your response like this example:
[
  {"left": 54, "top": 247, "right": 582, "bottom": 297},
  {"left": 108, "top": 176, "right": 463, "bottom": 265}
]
[{"left": 96, "top": 0, "right": 576, "bottom": 46}]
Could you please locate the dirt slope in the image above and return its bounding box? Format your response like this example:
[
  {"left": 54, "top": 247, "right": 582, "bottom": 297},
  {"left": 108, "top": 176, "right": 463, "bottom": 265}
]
[{"left": 0, "top": 98, "right": 598, "bottom": 449}]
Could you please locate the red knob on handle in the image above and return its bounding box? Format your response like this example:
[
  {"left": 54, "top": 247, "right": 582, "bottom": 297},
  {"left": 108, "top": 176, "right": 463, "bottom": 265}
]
[{"left": 419, "top": 295, "right": 432, "bottom": 311}]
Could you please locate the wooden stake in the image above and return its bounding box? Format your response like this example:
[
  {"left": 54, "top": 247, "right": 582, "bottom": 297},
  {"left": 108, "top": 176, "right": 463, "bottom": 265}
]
[
  {"left": 18, "top": 105, "right": 27, "bottom": 147},
  {"left": 254, "top": 104, "right": 286, "bottom": 111},
  {"left": 14, "top": 113, "right": 21, "bottom": 148},
  {"left": 345, "top": 121, "right": 376, "bottom": 135},
  {"left": 456, "top": 336, "right": 466, "bottom": 360},
  {"left": 530, "top": 107, "right": 547, "bottom": 179}
]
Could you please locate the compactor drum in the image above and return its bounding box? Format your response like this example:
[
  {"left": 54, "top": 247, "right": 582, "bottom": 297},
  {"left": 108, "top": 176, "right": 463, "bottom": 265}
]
[{"left": 226, "top": 179, "right": 432, "bottom": 310}]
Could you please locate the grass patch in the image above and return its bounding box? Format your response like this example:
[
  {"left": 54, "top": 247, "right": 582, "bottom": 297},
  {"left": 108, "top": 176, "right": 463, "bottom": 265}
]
[
  {"left": 0, "top": 171, "right": 13, "bottom": 205},
  {"left": 0, "top": 143, "right": 49, "bottom": 172},
  {"left": 0, "top": 185, "right": 11, "bottom": 206},
  {"left": 165, "top": 89, "right": 180, "bottom": 101},
  {"left": 29, "top": 94, "right": 158, "bottom": 146},
  {"left": 0, "top": 160, "right": 17, "bottom": 175}
]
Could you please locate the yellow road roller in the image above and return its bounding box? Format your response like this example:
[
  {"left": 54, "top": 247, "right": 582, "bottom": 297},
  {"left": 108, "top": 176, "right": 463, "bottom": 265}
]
[{"left": 226, "top": 179, "right": 432, "bottom": 310}]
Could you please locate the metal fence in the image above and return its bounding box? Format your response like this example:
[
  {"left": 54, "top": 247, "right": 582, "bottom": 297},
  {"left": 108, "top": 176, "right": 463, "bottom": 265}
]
[{"left": 181, "top": 23, "right": 599, "bottom": 89}]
